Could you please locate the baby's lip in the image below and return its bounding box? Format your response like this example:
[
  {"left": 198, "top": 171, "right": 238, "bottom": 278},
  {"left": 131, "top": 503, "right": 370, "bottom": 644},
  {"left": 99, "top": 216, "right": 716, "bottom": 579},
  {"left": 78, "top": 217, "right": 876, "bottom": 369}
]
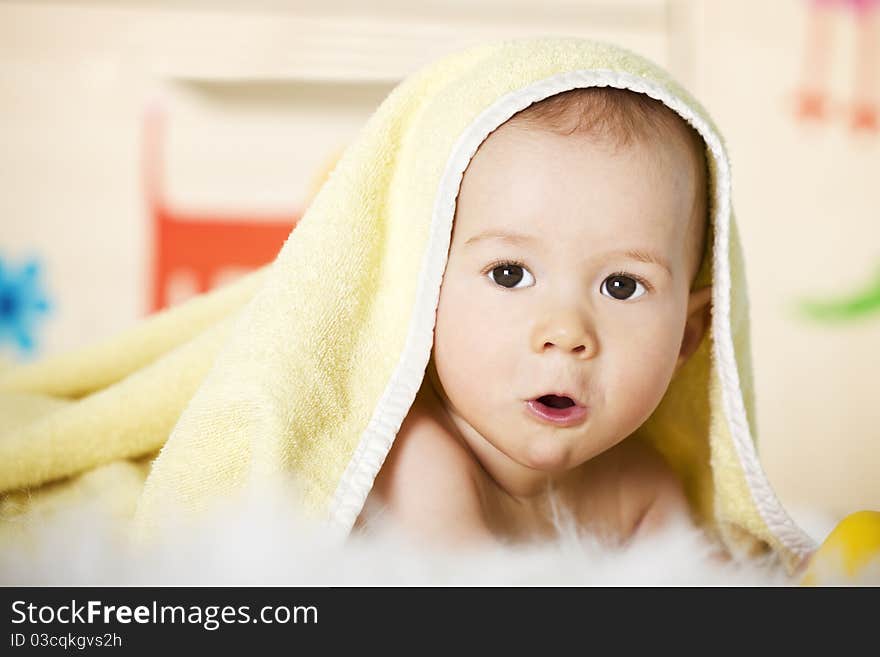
[{"left": 529, "top": 391, "right": 587, "bottom": 408}]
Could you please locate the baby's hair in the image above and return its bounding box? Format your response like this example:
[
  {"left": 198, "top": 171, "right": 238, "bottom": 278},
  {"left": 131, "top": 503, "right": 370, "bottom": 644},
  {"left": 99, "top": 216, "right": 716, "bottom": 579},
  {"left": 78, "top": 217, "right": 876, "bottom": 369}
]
[{"left": 505, "top": 88, "right": 710, "bottom": 287}]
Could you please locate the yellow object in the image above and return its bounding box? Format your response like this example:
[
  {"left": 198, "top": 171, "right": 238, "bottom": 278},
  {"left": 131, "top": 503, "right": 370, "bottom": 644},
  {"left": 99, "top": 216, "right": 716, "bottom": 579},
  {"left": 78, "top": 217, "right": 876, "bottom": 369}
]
[
  {"left": 800, "top": 511, "right": 880, "bottom": 585},
  {"left": 0, "top": 37, "right": 817, "bottom": 574}
]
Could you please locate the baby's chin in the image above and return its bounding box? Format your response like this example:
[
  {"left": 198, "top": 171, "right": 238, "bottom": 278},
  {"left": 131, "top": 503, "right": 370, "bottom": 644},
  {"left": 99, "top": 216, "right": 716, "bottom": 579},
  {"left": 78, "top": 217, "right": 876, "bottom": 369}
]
[{"left": 504, "top": 433, "right": 584, "bottom": 474}]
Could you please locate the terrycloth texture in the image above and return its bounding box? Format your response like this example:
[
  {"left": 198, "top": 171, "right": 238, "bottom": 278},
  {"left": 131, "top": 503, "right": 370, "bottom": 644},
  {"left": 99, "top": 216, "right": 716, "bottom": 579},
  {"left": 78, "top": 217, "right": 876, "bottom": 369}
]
[
  {"left": 0, "top": 270, "right": 265, "bottom": 545},
  {"left": 0, "top": 36, "right": 816, "bottom": 573}
]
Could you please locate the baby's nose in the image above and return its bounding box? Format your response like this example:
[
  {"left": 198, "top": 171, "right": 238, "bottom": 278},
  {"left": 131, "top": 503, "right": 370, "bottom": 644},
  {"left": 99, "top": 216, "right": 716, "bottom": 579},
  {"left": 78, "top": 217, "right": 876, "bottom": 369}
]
[
  {"left": 541, "top": 333, "right": 590, "bottom": 355},
  {"left": 532, "top": 312, "right": 596, "bottom": 358}
]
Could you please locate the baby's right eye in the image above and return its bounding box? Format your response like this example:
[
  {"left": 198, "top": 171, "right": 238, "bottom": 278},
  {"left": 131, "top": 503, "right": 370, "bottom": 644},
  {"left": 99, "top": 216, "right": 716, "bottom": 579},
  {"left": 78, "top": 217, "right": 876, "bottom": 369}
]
[{"left": 487, "top": 262, "right": 535, "bottom": 289}]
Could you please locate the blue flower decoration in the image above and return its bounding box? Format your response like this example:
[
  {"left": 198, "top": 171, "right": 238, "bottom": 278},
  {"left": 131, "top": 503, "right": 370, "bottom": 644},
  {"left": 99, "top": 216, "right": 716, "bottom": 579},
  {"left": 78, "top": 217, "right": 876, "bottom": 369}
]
[{"left": 0, "top": 255, "right": 52, "bottom": 358}]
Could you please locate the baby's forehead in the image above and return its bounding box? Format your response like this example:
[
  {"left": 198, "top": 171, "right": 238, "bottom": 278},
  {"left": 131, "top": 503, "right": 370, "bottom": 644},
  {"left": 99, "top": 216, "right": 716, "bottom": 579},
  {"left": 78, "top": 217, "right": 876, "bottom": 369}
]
[
  {"left": 464, "top": 123, "right": 701, "bottom": 203},
  {"left": 452, "top": 90, "right": 708, "bottom": 276},
  {"left": 454, "top": 128, "right": 704, "bottom": 260}
]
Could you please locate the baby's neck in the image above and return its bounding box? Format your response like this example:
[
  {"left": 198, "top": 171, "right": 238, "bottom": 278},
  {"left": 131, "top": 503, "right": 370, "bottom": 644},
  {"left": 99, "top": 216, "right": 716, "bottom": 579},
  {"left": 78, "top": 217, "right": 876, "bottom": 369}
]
[{"left": 418, "top": 372, "right": 577, "bottom": 505}]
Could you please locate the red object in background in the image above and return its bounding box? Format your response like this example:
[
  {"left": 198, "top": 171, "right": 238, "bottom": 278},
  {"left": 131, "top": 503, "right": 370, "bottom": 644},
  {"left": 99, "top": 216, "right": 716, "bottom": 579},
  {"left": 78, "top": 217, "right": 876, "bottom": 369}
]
[
  {"left": 795, "top": 0, "right": 880, "bottom": 134},
  {"left": 143, "top": 104, "right": 300, "bottom": 313}
]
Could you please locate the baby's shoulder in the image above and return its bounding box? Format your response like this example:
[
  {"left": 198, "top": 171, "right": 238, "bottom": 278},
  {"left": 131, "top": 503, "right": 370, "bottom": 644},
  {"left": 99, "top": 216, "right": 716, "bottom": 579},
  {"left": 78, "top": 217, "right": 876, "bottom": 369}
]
[
  {"left": 572, "top": 438, "right": 688, "bottom": 541},
  {"left": 366, "top": 387, "right": 492, "bottom": 546}
]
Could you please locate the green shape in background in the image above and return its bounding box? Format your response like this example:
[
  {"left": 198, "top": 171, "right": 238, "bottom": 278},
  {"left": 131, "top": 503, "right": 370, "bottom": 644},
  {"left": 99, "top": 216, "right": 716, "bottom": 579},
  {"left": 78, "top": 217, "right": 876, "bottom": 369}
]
[{"left": 794, "top": 264, "right": 880, "bottom": 323}]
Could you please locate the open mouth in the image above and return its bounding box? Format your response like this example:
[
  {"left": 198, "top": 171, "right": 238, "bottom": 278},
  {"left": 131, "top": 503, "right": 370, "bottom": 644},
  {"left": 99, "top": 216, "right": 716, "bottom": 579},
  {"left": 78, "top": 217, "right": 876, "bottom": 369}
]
[
  {"left": 526, "top": 395, "right": 587, "bottom": 427},
  {"left": 536, "top": 394, "right": 576, "bottom": 409}
]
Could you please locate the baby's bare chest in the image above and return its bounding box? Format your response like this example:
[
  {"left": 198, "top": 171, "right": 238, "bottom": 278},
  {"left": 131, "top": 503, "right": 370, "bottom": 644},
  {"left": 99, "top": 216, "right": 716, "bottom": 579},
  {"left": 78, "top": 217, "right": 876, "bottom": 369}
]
[{"left": 474, "top": 462, "right": 641, "bottom": 546}]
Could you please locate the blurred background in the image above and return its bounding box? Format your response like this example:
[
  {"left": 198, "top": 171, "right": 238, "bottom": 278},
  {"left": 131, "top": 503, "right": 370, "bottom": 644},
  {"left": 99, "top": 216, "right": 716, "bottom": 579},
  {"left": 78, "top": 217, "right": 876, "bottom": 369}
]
[{"left": 0, "top": 0, "right": 877, "bottom": 527}]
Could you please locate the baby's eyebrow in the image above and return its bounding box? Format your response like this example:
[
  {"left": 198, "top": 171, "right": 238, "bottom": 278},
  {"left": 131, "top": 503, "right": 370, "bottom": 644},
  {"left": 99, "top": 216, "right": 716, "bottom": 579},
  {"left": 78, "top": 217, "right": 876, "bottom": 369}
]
[
  {"left": 463, "top": 231, "right": 671, "bottom": 276},
  {"left": 605, "top": 249, "right": 672, "bottom": 276},
  {"left": 464, "top": 230, "right": 538, "bottom": 247}
]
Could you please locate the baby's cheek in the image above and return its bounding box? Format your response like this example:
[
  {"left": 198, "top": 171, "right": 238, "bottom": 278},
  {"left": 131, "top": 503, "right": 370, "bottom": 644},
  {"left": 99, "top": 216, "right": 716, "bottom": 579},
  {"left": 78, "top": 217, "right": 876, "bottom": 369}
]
[
  {"left": 434, "top": 305, "right": 481, "bottom": 380},
  {"left": 435, "top": 308, "right": 513, "bottom": 401},
  {"left": 436, "top": 323, "right": 501, "bottom": 386},
  {"left": 606, "top": 339, "right": 679, "bottom": 431}
]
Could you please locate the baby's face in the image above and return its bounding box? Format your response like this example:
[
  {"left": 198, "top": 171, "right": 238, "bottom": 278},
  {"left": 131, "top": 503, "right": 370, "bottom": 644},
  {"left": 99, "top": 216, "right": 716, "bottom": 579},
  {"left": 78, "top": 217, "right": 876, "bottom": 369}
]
[{"left": 429, "top": 123, "right": 707, "bottom": 480}]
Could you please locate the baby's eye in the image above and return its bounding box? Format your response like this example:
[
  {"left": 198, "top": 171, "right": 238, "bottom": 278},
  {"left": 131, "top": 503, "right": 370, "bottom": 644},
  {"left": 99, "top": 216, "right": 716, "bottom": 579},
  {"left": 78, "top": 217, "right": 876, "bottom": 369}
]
[
  {"left": 487, "top": 262, "right": 535, "bottom": 289},
  {"left": 601, "top": 274, "right": 647, "bottom": 301}
]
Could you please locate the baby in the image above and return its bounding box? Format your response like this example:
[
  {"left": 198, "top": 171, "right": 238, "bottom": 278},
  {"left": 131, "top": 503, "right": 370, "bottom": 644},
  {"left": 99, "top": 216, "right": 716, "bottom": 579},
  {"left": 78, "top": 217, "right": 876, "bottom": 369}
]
[{"left": 355, "top": 87, "right": 712, "bottom": 550}]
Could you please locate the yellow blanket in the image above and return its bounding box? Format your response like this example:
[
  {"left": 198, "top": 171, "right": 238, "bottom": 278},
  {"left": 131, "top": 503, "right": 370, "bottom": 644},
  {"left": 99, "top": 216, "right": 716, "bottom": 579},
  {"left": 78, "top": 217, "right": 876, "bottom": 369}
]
[{"left": 0, "top": 36, "right": 818, "bottom": 575}]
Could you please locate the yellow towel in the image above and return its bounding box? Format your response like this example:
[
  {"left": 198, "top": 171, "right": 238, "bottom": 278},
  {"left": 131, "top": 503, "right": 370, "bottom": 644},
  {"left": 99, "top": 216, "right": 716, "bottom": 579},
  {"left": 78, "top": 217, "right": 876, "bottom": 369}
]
[{"left": 0, "top": 36, "right": 817, "bottom": 574}]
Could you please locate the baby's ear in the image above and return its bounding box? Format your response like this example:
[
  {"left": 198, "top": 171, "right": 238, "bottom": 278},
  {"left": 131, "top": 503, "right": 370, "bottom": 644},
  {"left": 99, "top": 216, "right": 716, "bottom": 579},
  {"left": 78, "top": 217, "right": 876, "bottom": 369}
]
[{"left": 675, "top": 285, "right": 712, "bottom": 372}]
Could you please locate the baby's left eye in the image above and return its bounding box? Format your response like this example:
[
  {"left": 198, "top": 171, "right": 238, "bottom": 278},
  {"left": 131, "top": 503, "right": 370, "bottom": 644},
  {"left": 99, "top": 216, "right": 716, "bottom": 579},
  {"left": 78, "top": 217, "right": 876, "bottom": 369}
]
[
  {"left": 601, "top": 274, "right": 647, "bottom": 301},
  {"left": 487, "top": 263, "right": 535, "bottom": 289}
]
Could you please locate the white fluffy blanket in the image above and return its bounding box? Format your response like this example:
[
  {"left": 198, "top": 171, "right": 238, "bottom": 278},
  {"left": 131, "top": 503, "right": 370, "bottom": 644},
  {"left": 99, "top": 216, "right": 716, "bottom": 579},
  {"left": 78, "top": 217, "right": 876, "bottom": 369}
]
[{"left": 0, "top": 482, "right": 833, "bottom": 586}]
